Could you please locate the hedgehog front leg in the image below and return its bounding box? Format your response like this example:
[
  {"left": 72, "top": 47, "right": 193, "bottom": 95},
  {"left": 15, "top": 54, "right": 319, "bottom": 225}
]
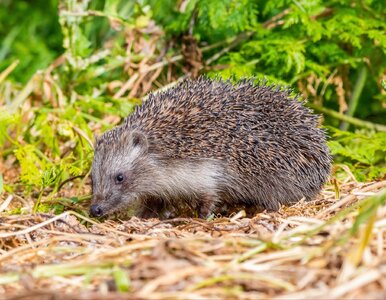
[
  {"left": 198, "top": 193, "right": 218, "bottom": 219},
  {"left": 137, "top": 197, "right": 165, "bottom": 219}
]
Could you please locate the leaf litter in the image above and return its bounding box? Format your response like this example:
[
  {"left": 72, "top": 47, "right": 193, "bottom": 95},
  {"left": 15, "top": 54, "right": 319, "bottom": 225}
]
[{"left": 1, "top": 180, "right": 386, "bottom": 299}]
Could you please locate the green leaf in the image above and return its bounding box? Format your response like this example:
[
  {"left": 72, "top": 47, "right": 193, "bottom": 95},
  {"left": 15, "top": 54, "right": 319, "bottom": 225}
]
[{"left": 113, "top": 266, "right": 131, "bottom": 292}]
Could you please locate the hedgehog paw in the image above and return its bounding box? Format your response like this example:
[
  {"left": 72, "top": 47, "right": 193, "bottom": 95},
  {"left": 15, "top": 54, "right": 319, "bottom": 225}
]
[
  {"left": 198, "top": 195, "right": 217, "bottom": 219},
  {"left": 137, "top": 198, "right": 165, "bottom": 219}
]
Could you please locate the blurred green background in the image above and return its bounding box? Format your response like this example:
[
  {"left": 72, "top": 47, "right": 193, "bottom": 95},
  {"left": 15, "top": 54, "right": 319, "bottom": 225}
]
[{"left": 1, "top": 0, "right": 385, "bottom": 119}]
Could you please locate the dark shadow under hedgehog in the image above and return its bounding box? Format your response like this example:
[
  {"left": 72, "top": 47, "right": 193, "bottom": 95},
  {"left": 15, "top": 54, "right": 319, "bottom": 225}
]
[{"left": 90, "top": 77, "right": 332, "bottom": 219}]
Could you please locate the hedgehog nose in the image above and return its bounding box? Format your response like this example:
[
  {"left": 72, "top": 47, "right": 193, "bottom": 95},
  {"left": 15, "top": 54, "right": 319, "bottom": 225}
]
[{"left": 90, "top": 204, "right": 103, "bottom": 217}]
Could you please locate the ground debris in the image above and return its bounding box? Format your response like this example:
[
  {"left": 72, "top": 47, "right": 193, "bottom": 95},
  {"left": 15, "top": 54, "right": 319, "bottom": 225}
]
[{"left": 1, "top": 180, "right": 386, "bottom": 299}]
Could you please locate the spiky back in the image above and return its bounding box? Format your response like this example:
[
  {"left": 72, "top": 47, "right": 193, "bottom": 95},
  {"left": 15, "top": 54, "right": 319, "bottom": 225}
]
[{"left": 99, "top": 77, "right": 331, "bottom": 199}]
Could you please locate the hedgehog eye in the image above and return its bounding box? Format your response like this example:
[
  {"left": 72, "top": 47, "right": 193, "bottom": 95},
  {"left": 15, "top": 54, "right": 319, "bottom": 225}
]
[{"left": 115, "top": 174, "right": 125, "bottom": 184}]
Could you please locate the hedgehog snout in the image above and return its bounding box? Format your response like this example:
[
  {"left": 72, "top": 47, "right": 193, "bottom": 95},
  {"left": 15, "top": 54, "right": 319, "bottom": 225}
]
[
  {"left": 90, "top": 204, "right": 104, "bottom": 217},
  {"left": 90, "top": 193, "right": 107, "bottom": 217}
]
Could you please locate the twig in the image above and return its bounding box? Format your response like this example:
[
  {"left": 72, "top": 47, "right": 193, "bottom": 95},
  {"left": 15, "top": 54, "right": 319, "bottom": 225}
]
[
  {"left": 320, "top": 68, "right": 338, "bottom": 98},
  {"left": 148, "top": 217, "right": 216, "bottom": 230},
  {"left": 113, "top": 73, "right": 139, "bottom": 99},
  {"left": 0, "top": 211, "right": 74, "bottom": 238},
  {"left": 309, "top": 103, "right": 386, "bottom": 132},
  {"left": 139, "top": 54, "right": 183, "bottom": 74},
  {"left": 57, "top": 175, "right": 85, "bottom": 191},
  {"left": 0, "top": 195, "right": 13, "bottom": 213},
  {"left": 7, "top": 73, "right": 39, "bottom": 114},
  {"left": 0, "top": 210, "right": 138, "bottom": 239},
  {"left": 0, "top": 60, "right": 19, "bottom": 84},
  {"left": 206, "top": 9, "right": 294, "bottom": 66},
  {"left": 71, "top": 124, "right": 94, "bottom": 149},
  {"left": 263, "top": 8, "right": 291, "bottom": 29},
  {"left": 317, "top": 180, "right": 386, "bottom": 218},
  {"left": 206, "top": 32, "right": 254, "bottom": 65}
]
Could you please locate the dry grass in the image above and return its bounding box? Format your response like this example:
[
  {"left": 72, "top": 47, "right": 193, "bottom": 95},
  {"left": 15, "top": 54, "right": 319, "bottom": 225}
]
[{"left": 1, "top": 180, "right": 386, "bottom": 300}]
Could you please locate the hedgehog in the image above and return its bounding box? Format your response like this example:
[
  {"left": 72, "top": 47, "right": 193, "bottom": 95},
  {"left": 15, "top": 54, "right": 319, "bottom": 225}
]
[{"left": 90, "top": 77, "right": 331, "bottom": 219}]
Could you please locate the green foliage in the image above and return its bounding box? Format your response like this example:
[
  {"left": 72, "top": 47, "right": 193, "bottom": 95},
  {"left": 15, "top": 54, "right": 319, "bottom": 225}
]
[
  {"left": 0, "top": 89, "right": 139, "bottom": 210},
  {"left": 3, "top": 107, "right": 94, "bottom": 194},
  {"left": 0, "top": 110, "right": 20, "bottom": 145},
  {"left": 0, "top": 0, "right": 386, "bottom": 214},
  {"left": 351, "top": 188, "right": 386, "bottom": 236},
  {"left": 328, "top": 128, "right": 386, "bottom": 181},
  {"left": 0, "top": 0, "right": 63, "bottom": 83},
  {"left": 148, "top": 0, "right": 258, "bottom": 39}
]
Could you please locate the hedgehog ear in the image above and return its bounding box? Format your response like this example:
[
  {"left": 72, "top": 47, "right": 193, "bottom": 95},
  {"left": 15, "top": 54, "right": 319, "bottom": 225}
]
[{"left": 131, "top": 130, "right": 148, "bottom": 151}]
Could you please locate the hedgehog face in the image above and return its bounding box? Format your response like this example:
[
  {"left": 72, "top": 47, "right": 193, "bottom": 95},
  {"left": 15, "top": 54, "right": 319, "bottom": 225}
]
[{"left": 90, "top": 130, "right": 151, "bottom": 217}]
